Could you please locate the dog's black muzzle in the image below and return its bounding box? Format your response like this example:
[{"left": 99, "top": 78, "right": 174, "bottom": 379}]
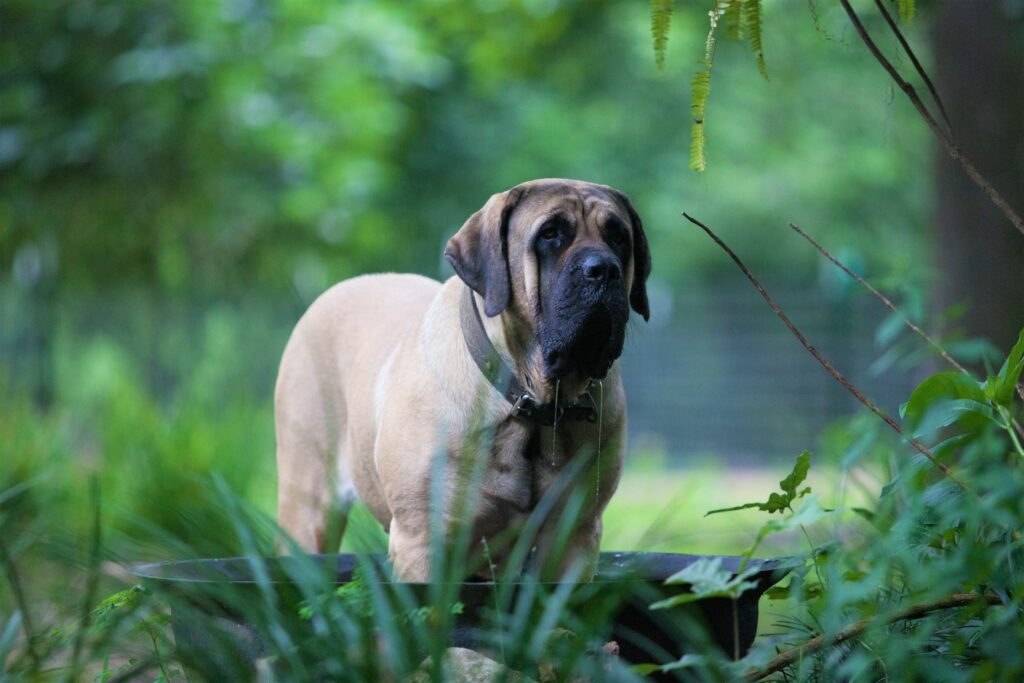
[{"left": 540, "top": 249, "right": 630, "bottom": 381}]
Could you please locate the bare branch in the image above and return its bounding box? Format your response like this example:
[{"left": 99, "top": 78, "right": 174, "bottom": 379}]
[
  {"left": 788, "top": 222, "right": 1024, "bottom": 446},
  {"left": 839, "top": 0, "right": 1024, "bottom": 238},
  {"left": 683, "top": 212, "right": 971, "bottom": 493},
  {"left": 745, "top": 592, "right": 1002, "bottom": 681},
  {"left": 789, "top": 222, "right": 967, "bottom": 374},
  {"left": 872, "top": 0, "right": 951, "bottom": 132}
]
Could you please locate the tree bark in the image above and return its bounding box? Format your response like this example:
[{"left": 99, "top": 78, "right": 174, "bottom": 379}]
[{"left": 932, "top": 0, "right": 1024, "bottom": 354}]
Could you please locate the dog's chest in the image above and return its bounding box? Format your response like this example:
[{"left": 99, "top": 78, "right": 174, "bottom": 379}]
[{"left": 479, "top": 420, "right": 592, "bottom": 515}]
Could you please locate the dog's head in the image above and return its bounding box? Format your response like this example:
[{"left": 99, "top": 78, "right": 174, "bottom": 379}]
[{"left": 445, "top": 178, "right": 651, "bottom": 385}]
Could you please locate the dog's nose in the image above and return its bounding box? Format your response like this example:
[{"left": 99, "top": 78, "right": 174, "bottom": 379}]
[{"left": 582, "top": 253, "right": 622, "bottom": 283}]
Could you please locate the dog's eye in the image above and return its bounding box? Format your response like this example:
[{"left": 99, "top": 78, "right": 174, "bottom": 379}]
[{"left": 539, "top": 223, "right": 560, "bottom": 240}]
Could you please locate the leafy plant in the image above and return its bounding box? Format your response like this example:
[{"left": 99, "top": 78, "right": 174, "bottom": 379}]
[{"left": 650, "top": 0, "right": 768, "bottom": 171}]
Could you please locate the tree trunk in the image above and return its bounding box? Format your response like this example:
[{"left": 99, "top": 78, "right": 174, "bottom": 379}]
[{"left": 932, "top": 0, "right": 1024, "bottom": 355}]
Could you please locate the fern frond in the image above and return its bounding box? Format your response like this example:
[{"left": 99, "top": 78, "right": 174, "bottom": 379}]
[
  {"left": 743, "top": 0, "right": 767, "bottom": 79},
  {"left": 897, "top": 0, "right": 915, "bottom": 22},
  {"left": 724, "top": 0, "right": 744, "bottom": 40},
  {"left": 690, "top": 120, "right": 707, "bottom": 172},
  {"left": 702, "top": 4, "right": 726, "bottom": 64},
  {"left": 689, "top": 70, "right": 712, "bottom": 172},
  {"left": 690, "top": 69, "right": 712, "bottom": 121},
  {"left": 650, "top": 0, "right": 675, "bottom": 72},
  {"left": 688, "top": 4, "right": 725, "bottom": 173}
]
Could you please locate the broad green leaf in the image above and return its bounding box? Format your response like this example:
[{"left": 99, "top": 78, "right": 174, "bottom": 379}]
[
  {"left": 650, "top": 0, "right": 675, "bottom": 72},
  {"left": 780, "top": 450, "right": 811, "bottom": 499},
  {"left": 909, "top": 397, "right": 997, "bottom": 438},
  {"left": 651, "top": 557, "right": 760, "bottom": 608},
  {"left": 763, "top": 495, "right": 831, "bottom": 533},
  {"left": 707, "top": 450, "right": 812, "bottom": 515},
  {"left": 985, "top": 327, "right": 1024, "bottom": 405},
  {"left": 902, "top": 371, "right": 986, "bottom": 426}
]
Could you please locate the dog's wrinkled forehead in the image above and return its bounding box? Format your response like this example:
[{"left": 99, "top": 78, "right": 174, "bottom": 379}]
[{"left": 509, "top": 179, "right": 630, "bottom": 233}]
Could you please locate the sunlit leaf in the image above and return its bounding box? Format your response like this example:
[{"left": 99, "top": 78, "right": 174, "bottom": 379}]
[
  {"left": 902, "top": 371, "right": 986, "bottom": 424},
  {"left": 707, "top": 450, "right": 812, "bottom": 515},
  {"left": 984, "top": 327, "right": 1024, "bottom": 405}
]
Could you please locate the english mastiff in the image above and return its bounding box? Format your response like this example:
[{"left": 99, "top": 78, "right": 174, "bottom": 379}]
[{"left": 275, "top": 178, "right": 650, "bottom": 581}]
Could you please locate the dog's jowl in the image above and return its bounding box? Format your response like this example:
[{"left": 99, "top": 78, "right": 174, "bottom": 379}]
[{"left": 275, "top": 178, "right": 651, "bottom": 582}]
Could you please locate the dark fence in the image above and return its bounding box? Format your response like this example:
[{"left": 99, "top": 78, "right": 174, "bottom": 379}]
[{"left": 1, "top": 279, "right": 916, "bottom": 463}]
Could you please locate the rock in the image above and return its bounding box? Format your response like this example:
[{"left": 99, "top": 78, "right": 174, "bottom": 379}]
[{"left": 409, "top": 647, "right": 537, "bottom": 683}]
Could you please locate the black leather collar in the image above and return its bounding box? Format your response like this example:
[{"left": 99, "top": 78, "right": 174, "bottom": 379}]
[{"left": 459, "top": 284, "right": 598, "bottom": 426}]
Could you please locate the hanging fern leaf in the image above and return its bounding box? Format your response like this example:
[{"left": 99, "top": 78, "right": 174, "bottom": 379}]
[
  {"left": 688, "top": 4, "right": 725, "bottom": 172},
  {"left": 651, "top": 0, "right": 675, "bottom": 73},
  {"left": 690, "top": 119, "right": 708, "bottom": 173},
  {"left": 897, "top": 0, "right": 915, "bottom": 22},
  {"left": 689, "top": 69, "right": 712, "bottom": 171},
  {"left": 743, "top": 0, "right": 768, "bottom": 79},
  {"left": 702, "top": 6, "right": 724, "bottom": 64},
  {"left": 724, "top": 0, "right": 744, "bottom": 40}
]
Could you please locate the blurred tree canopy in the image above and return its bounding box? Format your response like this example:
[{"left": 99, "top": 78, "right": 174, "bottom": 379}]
[{"left": 1, "top": 0, "right": 930, "bottom": 304}]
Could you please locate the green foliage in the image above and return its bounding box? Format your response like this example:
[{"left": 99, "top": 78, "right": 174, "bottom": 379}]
[
  {"left": 0, "top": 0, "right": 935, "bottom": 295},
  {"left": 650, "top": 557, "right": 760, "bottom": 607},
  {"left": 660, "top": 0, "right": 768, "bottom": 172},
  {"left": 986, "top": 327, "right": 1024, "bottom": 405},
  {"left": 742, "top": 0, "right": 767, "bottom": 78},
  {"left": 706, "top": 449, "right": 812, "bottom": 514},
  {"left": 689, "top": 70, "right": 712, "bottom": 172},
  {"left": 650, "top": 0, "right": 675, "bottom": 72},
  {"left": 652, "top": 325, "right": 1024, "bottom": 681},
  {"left": 898, "top": 0, "right": 916, "bottom": 22}
]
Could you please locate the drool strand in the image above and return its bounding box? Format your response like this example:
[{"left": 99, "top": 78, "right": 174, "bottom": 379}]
[
  {"left": 551, "top": 379, "right": 560, "bottom": 468},
  {"left": 596, "top": 380, "right": 604, "bottom": 505}
]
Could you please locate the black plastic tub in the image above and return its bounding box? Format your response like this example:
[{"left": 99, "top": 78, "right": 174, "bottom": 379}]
[{"left": 133, "top": 551, "right": 792, "bottom": 680}]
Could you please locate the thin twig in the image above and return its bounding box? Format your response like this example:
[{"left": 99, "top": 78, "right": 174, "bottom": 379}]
[
  {"left": 788, "top": 223, "right": 967, "bottom": 373},
  {"left": 839, "top": 0, "right": 1024, "bottom": 238},
  {"left": 788, "top": 222, "right": 1024, "bottom": 444},
  {"left": 745, "top": 591, "right": 1001, "bottom": 680},
  {"left": 872, "top": 0, "right": 951, "bottom": 132},
  {"left": 683, "top": 213, "right": 971, "bottom": 493}
]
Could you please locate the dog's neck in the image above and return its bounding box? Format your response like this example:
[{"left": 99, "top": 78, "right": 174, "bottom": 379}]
[{"left": 474, "top": 293, "right": 592, "bottom": 405}]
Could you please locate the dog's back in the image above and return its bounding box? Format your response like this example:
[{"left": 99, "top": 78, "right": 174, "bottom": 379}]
[{"left": 275, "top": 273, "right": 440, "bottom": 551}]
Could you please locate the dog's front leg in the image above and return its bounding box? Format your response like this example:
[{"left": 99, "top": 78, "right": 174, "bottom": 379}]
[
  {"left": 533, "top": 514, "right": 602, "bottom": 582},
  {"left": 387, "top": 518, "right": 432, "bottom": 582}
]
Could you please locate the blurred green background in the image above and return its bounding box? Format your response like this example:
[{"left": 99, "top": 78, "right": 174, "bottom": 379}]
[{"left": 2, "top": 0, "right": 1022, "bottom": 564}]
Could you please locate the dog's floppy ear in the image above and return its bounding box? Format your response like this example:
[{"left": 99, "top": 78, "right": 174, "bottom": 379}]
[
  {"left": 444, "top": 187, "right": 523, "bottom": 317},
  {"left": 611, "top": 189, "right": 651, "bottom": 321}
]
